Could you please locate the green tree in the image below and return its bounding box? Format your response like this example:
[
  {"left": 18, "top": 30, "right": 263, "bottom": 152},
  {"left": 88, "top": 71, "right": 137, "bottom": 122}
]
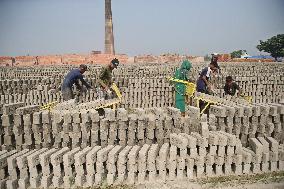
[
  {"left": 230, "top": 50, "right": 247, "bottom": 58},
  {"left": 257, "top": 34, "right": 284, "bottom": 61}
]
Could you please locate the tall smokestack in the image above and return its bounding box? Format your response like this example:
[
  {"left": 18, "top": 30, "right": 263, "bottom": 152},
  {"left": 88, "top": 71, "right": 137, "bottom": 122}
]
[{"left": 105, "top": 0, "right": 115, "bottom": 54}]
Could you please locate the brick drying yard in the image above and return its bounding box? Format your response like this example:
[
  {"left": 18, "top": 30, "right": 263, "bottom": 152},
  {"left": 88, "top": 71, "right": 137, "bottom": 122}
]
[{"left": 0, "top": 61, "right": 284, "bottom": 189}]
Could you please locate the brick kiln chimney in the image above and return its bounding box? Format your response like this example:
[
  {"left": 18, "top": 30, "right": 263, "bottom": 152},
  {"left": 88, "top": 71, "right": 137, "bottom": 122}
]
[{"left": 105, "top": 0, "right": 115, "bottom": 55}]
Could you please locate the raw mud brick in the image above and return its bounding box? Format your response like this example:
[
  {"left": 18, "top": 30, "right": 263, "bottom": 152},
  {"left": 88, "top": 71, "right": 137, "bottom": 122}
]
[
  {"left": 233, "top": 154, "right": 243, "bottom": 165},
  {"left": 16, "top": 149, "right": 37, "bottom": 178},
  {"left": 191, "top": 132, "right": 208, "bottom": 148},
  {"left": 249, "top": 138, "right": 263, "bottom": 155},
  {"left": 95, "top": 145, "right": 114, "bottom": 185},
  {"left": 127, "top": 145, "right": 141, "bottom": 174},
  {"left": 242, "top": 148, "right": 253, "bottom": 164},
  {"left": 6, "top": 179, "right": 18, "bottom": 189},
  {"left": 107, "top": 145, "right": 123, "bottom": 173},
  {"left": 104, "top": 108, "right": 116, "bottom": 121},
  {"left": 241, "top": 116, "right": 250, "bottom": 134},
  {"left": 50, "top": 147, "right": 70, "bottom": 176},
  {"left": 0, "top": 150, "right": 17, "bottom": 172},
  {"left": 137, "top": 119, "right": 146, "bottom": 141},
  {"left": 116, "top": 108, "right": 128, "bottom": 121},
  {"left": 208, "top": 131, "right": 219, "bottom": 146},
  {"left": 1, "top": 115, "right": 13, "bottom": 126},
  {"left": 39, "top": 148, "right": 59, "bottom": 176},
  {"left": 108, "top": 121, "right": 118, "bottom": 145},
  {"left": 208, "top": 114, "right": 217, "bottom": 130},
  {"left": 200, "top": 122, "right": 209, "bottom": 138},
  {"left": 267, "top": 105, "right": 278, "bottom": 116},
  {"left": 257, "top": 137, "right": 269, "bottom": 153},
  {"left": 233, "top": 106, "right": 244, "bottom": 117},
  {"left": 210, "top": 105, "right": 226, "bottom": 117},
  {"left": 96, "top": 145, "right": 114, "bottom": 169},
  {"left": 63, "top": 147, "right": 80, "bottom": 177},
  {"left": 181, "top": 116, "right": 191, "bottom": 134},
  {"left": 116, "top": 146, "right": 132, "bottom": 184},
  {"left": 168, "top": 145, "right": 177, "bottom": 180},
  {"left": 213, "top": 131, "right": 227, "bottom": 146},
  {"left": 266, "top": 137, "right": 279, "bottom": 152},
  {"left": 218, "top": 131, "right": 237, "bottom": 146},
  {"left": 85, "top": 146, "right": 102, "bottom": 187},
  {"left": 147, "top": 144, "right": 159, "bottom": 174},
  {"left": 179, "top": 133, "right": 197, "bottom": 148},
  {"left": 41, "top": 174, "right": 53, "bottom": 188},
  {"left": 170, "top": 133, "right": 187, "bottom": 149},
  {"left": 74, "top": 147, "right": 92, "bottom": 186},
  {"left": 71, "top": 110, "right": 81, "bottom": 123},
  {"left": 222, "top": 104, "right": 236, "bottom": 117},
  {"left": 251, "top": 105, "right": 261, "bottom": 116},
  {"left": 205, "top": 155, "right": 214, "bottom": 176},
  {"left": 138, "top": 144, "right": 150, "bottom": 180},
  {"left": 157, "top": 143, "right": 169, "bottom": 172},
  {"left": 259, "top": 104, "right": 270, "bottom": 115},
  {"left": 99, "top": 118, "right": 109, "bottom": 144},
  {"left": 241, "top": 105, "right": 253, "bottom": 117},
  {"left": 186, "top": 157, "right": 194, "bottom": 179},
  {"left": 89, "top": 109, "right": 100, "bottom": 122},
  {"left": 81, "top": 110, "right": 91, "bottom": 123},
  {"left": 216, "top": 117, "right": 226, "bottom": 131},
  {"left": 7, "top": 157, "right": 27, "bottom": 180},
  {"left": 42, "top": 110, "right": 51, "bottom": 124},
  {"left": 32, "top": 112, "right": 42, "bottom": 125}
]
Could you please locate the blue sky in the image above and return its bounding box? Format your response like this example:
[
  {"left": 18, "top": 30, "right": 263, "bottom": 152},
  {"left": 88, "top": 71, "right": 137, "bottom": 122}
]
[{"left": 0, "top": 0, "right": 283, "bottom": 56}]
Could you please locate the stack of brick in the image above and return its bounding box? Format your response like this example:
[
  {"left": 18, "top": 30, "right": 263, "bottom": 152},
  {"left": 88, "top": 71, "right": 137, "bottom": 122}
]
[
  {"left": 207, "top": 100, "right": 284, "bottom": 146},
  {"left": 0, "top": 137, "right": 283, "bottom": 188},
  {"left": 27, "top": 148, "right": 48, "bottom": 188},
  {"left": 0, "top": 150, "right": 17, "bottom": 188},
  {"left": 6, "top": 149, "right": 30, "bottom": 189},
  {"left": 1, "top": 103, "right": 25, "bottom": 150},
  {"left": 74, "top": 147, "right": 92, "bottom": 187},
  {"left": 94, "top": 145, "right": 114, "bottom": 186},
  {"left": 85, "top": 146, "right": 101, "bottom": 187},
  {"left": 106, "top": 145, "right": 123, "bottom": 185}
]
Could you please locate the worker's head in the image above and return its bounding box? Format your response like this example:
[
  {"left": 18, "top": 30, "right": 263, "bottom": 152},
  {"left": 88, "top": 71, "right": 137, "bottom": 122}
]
[
  {"left": 181, "top": 59, "right": 192, "bottom": 71},
  {"left": 79, "top": 64, "right": 88, "bottom": 74},
  {"left": 211, "top": 53, "right": 219, "bottom": 63},
  {"left": 110, "top": 58, "right": 119, "bottom": 70},
  {"left": 226, "top": 76, "right": 233, "bottom": 86}
]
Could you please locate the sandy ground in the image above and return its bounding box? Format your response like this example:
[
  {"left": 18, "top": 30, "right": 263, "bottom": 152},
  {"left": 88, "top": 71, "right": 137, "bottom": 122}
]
[
  {"left": 93, "top": 172, "right": 284, "bottom": 189},
  {"left": 137, "top": 181, "right": 284, "bottom": 189}
]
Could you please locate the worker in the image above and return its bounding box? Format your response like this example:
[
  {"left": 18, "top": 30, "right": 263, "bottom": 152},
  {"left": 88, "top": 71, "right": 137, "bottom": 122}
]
[
  {"left": 61, "top": 64, "right": 92, "bottom": 101},
  {"left": 173, "top": 60, "right": 192, "bottom": 117},
  {"left": 224, "top": 76, "right": 241, "bottom": 96},
  {"left": 196, "top": 54, "right": 219, "bottom": 113},
  {"left": 97, "top": 58, "right": 119, "bottom": 99},
  {"left": 196, "top": 54, "right": 219, "bottom": 94}
]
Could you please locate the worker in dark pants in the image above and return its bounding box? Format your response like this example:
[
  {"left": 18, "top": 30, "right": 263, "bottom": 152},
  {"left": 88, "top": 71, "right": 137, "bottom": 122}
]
[
  {"left": 61, "top": 64, "right": 92, "bottom": 101},
  {"left": 196, "top": 54, "right": 219, "bottom": 113},
  {"left": 224, "top": 76, "right": 242, "bottom": 96},
  {"left": 97, "top": 58, "right": 119, "bottom": 99}
]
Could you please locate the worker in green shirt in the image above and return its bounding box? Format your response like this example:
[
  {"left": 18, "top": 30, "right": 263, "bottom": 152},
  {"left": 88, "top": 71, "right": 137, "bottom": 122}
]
[
  {"left": 173, "top": 60, "right": 192, "bottom": 117},
  {"left": 97, "top": 58, "right": 119, "bottom": 99}
]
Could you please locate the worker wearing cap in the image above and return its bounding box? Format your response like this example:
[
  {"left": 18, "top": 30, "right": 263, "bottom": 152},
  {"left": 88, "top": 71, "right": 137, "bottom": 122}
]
[
  {"left": 97, "top": 58, "right": 119, "bottom": 99},
  {"left": 196, "top": 54, "right": 219, "bottom": 94},
  {"left": 61, "top": 64, "right": 92, "bottom": 101},
  {"left": 173, "top": 60, "right": 192, "bottom": 117},
  {"left": 196, "top": 54, "right": 219, "bottom": 113},
  {"left": 224, "top": 76, "right": 241, "bottom": 96}
]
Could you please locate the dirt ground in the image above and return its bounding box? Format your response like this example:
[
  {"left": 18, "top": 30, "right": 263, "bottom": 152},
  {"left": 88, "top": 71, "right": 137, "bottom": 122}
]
[{"left": 93, "top": 172, "right": 284, "bottom": 189}]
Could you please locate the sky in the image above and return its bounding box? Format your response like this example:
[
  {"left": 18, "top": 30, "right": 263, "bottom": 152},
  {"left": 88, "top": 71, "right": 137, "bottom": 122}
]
[{"left": 0, "top": 0, "right": 283, "bottom": 57}]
